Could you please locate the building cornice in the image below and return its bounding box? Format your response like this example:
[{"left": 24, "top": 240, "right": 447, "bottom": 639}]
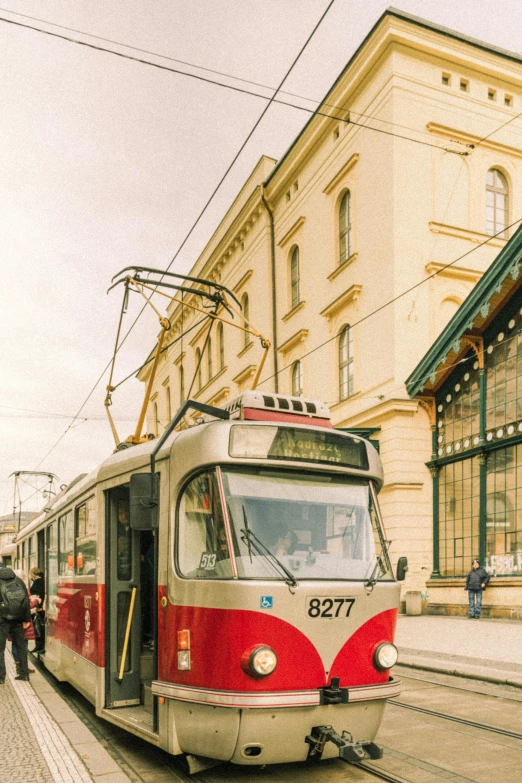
[
  {"left": 277, "top": 216, "right": 305, "bottom": 248},
  {"left": 322, "top": 154, "right": 359, "bottom": 195},
  {"left": 233, "top": 269, "right": 253, "bottom": 294},
  {"left": 277, "top": 329, "right": 309, "bottom": 356},
  {"left": 428, "top": 222, "right": 507, "bottom": 249},
  {"left": 233, "top": 364, "right": 257, "bottom": 386},
  {"left": 328, "top": 255, "right": 358, "bottom": 281},
  {"left": 320, "top": 285, "right": 362, "bottom": 322},
  {"left": 265, "top": 11, "right": 522, "bottom": 202},
  {"left": 282, "top": 301, "right": 306, "bottom": 323},
  {"left": 335, "top": 398, "right": 419, "bottom": 429},
  {"left": 427, "top": 123, "right": 522, "bottom": 159},
  {"left": 425, "top": 261, "right": 483, "bottom": 284}
]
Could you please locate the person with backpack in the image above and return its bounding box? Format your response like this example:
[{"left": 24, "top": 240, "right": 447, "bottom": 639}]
[{"left": 0, "top": 566, "right": 32, "bottom": 683}]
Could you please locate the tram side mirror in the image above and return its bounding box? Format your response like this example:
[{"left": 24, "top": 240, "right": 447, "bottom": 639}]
[
  {"left": 130, "top": 473, "right": 159, "bottom": 530},
  {"left": 396, "top": 556, "right": 408, "bottom": 581}
]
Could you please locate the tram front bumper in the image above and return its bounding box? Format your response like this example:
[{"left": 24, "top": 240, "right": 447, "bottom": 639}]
[{"left": 155, "top": 678, "right": 400, "bottom": 765}]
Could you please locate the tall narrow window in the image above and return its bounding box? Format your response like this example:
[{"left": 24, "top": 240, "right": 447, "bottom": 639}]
[
  {"left": 207, "top": 337, "right": 213, "bottom": 381},
  {"left": 290, "top": 247, "right": 300, "bottom": 309},
  {"left": 180, "top": 366, "right": 185, "bottom": 403},
  {"left": 165, "top": 385, "right": 171, "bottom": 422},
  {"left": 154, "top": 402, "right": 159, "bottom": 435},
  {"left": 218, "top": 323, "right": 225, "bottom": 370},
  {"left": 339, "top": 325, "right": 354, "bottom": 400},
  {"left": 242, "top": 294, "right": 251, "bottom": 348},
  {"left": 486, "top": 168, "right": 508, "bottom": 237},
  {"left": 195, "top": 348, "right": 202, "bottom": 390},
  {"left": 339, "top": 191, "right": 351, "bottom": 265},
  {"left": 292, "top": 361, "right": 303, "bottom": 397}
]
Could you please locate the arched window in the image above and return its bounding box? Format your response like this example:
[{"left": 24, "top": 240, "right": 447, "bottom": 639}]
[
  {"left": 486, "top": 169, "right": 508, "bottom": 237},
  {"left": 218, "top": 323, "right": 225, "bottom": 370},
  {"left": 179, "top": 366, "right": 185, "bottom": 403},
  {"left": 207, "top": 337, "right": 213, "bottom": 381},
  {"left": 153, "top": 402, "right": 159, "bottom": 436},
  {"left": 339, "top": 326, "right": 354, "bottom": 400},
  {"left": 339, "top": 191, "right": 351, "bottom": 265},
  {"left": 242, "top": 293, "right": 250, "bottom": 348},
  {"left": 290, "top": 246, "right": 300, "bottom": 309},
  {"left": 165, "top": 384, "right": 171, "bottom": 422},
  {"left": 292, "top": 361, "right": 303, "bottom": 397},
  {"left": 195, "top": 348, "right": 202, "bottom": 390}
]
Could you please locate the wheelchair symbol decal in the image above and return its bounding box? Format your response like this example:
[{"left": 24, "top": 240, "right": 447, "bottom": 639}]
[{"left": 260, "top": 596, "right": 273, "bottom": 609}]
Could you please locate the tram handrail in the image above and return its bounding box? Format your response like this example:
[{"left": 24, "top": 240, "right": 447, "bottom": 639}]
[
  {"left": 116, "top": 586, "right": 137, "bottom": 683},
  {"left": 150, "top": 399, "right": 229, "bottom": 476}
]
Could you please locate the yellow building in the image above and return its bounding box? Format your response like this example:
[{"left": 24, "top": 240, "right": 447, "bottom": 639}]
[{"left": 139, "top": 9, "right": 522, "bottom": 605}]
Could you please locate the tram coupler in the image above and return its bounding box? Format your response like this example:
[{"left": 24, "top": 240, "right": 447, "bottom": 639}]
[{"left": 305, "top": 725, "right": 383, "bottom": 763}]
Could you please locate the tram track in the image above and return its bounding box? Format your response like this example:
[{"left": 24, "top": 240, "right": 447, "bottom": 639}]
[
  {"left": 33, "top": 652, "right": 522, "bottom": 783},
  {"left": 30, "top": 653, "right": 414, "bottom": 783},
  {"left": 389, "top": 698, "right": 522, "bottom": 741},
  {"left": 396, "top": 667, "right": 522, "bottom": 702}
]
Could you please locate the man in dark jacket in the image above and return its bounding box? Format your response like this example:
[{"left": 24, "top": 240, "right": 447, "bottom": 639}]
[
  {"left": 465, "top": 559, "right": 490, "bottom": 618},
  {"left": 0, "top": 567, "right": 32, "bottom": 682}
]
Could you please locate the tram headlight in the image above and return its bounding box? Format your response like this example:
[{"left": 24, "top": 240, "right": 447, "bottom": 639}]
[
  {"left": 241, "top": 645, "right": 278, "bottom": 678},
  {"left": 373, "top": 642, "right": 398, "bottom": 671}
]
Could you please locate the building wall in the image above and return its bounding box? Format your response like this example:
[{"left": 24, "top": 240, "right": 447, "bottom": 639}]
[{"left": 139, "top": 13, "right": 522, "bottom": 603}]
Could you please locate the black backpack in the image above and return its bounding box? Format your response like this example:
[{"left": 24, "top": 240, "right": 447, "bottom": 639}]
[{"left": 0, "top": 578, "right": 28, "bottom": 621}]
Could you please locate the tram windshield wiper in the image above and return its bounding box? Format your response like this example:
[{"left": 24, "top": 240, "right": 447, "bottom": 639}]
[
  {"left": 364, "top": 556, "right": 384, "bottom": 589},
  {"left": 240, "top": 515, "right": 298, "bottom": 588}
]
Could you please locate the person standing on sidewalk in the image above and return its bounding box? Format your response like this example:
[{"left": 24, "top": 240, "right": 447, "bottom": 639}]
[
  {"left": 0, "top": 567, "right": 32, "bottom": 682},
  {"left": 465, "top": 559, "right": 490, "bottom": 618}
]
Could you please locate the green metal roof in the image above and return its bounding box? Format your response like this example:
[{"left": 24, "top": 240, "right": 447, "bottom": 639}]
[{"left": 406, "top": 224, "right": 522, "bottom": 398}]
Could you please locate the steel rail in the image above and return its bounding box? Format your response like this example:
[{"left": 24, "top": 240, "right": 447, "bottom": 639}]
[
  {"left": 396, "top": 668, "right": 522, "bottom": 703},
  {"left": 389, "top": 699, "right": 522, "bottom": 741}
]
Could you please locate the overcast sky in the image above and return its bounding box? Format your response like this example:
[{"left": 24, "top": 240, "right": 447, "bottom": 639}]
[{"left": 2, "top": 0, "right": 522, "bottom": 515}]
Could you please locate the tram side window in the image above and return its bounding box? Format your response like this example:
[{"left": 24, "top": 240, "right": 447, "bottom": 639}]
[
  {"left": 58, "top": 510, "right": 74, "bottom": 577},
  {"left": 28, "top": 535, "right": 37, "bottom": 573},
  {"left": 75, "top": 497, "right": 97, "bottom": 575},
  {"left": 178, "top": 470, "right": 233, "bottom": 579},
  {"left": 46, "top": 523, "right": 58, "bottom": 616}
]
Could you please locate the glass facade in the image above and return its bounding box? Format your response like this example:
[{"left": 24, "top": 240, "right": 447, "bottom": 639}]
[{"left": 434, "top": 297, "right": 522, "bottom": 577}]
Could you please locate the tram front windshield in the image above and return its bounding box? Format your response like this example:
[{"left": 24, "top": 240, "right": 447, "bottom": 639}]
[{"left": 178, "top": 467, "right": 393, "bottom": 581}]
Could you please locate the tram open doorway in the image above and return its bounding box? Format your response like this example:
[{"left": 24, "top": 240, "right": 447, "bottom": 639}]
[{"left": 104, "top": 486, "right": 158, "bottom": 736}]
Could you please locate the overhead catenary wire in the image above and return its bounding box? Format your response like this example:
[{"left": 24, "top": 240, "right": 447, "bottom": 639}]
[
  {"left": 0, "top": 4, "right": 472, "bottom": 149},
  {"left": 19, "top": 3, "right": 521, "bottom": 469},
  {"left": 257, "top": 217, "right": 522, "bottom": 389},
  {"left": 30, "top": 0, "right": 339, "bottom": 469},
  {"left": 0, "top": 13, "right": 471, "bottom": 156}
]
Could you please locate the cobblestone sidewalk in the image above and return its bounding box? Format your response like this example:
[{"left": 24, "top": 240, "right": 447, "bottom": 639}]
[{"left": 1, "top": 651, "right": 93, "bottom": 783}]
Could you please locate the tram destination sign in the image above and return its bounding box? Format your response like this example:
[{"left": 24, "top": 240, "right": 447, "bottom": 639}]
[{"left": 229, "top": 425, "right": 369, "bottom": 469}]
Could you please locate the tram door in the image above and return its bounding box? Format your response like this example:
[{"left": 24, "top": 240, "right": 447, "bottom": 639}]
[{"left": 106, "top": 486, "right": 141, "bottom": 707}]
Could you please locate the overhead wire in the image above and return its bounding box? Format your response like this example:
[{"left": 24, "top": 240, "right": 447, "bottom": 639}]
[
  {"left": 0, "top": 5, "right": 475, "bottom": 148},
  {"left": 0, "top": 13, "right": 470, "bottom": 155},
  {"left": 9, "top": 3, "right": 519, "bottom": 466},
  {"left": 257, "top": 217, "right": 522, "bottom": 389},
  {"left": 30, "top": 0, "right": 339, "bottom": 469}
]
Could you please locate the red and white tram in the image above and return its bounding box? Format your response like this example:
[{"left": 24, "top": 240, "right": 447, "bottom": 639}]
[{"left": 15, "top": 392, "right": 407, "bottom": 772}]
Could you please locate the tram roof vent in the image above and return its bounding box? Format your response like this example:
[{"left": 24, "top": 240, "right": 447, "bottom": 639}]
[{"left": 209, "top": 391, "right": 332, "bottom": 426}]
